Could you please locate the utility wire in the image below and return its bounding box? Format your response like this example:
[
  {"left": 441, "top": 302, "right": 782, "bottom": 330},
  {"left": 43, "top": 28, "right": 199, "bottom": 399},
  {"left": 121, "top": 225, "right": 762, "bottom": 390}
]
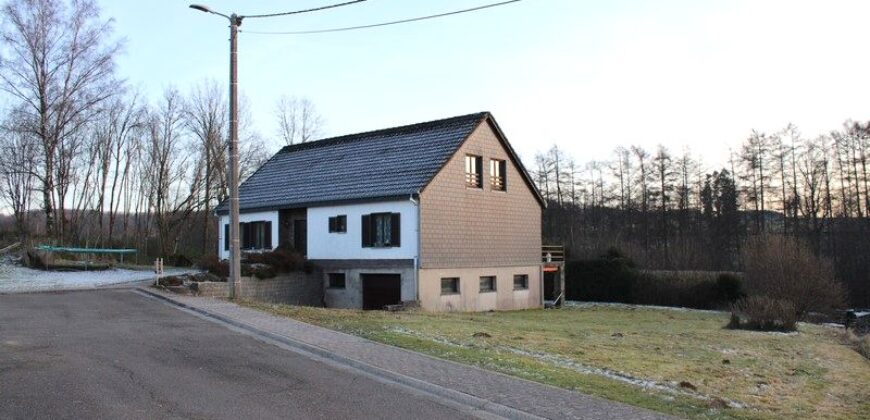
[
  {"left": 242, "top": 0, "right": 523, "bottom": 34},
  {"left": 244, "top": 0, "right": 367, "bottom": 19}
]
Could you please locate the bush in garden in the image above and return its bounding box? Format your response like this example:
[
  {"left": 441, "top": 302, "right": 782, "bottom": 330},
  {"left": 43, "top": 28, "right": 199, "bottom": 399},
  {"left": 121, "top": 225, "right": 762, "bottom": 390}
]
[
  {"left": 741, "top": 236, "right": 845, "bottom": 318},
  {"left": 197, "top": 255, "right": 228, "bottom": 279},
  {"left": 727, "top": 296, "right": 798, "bottom": 332}
]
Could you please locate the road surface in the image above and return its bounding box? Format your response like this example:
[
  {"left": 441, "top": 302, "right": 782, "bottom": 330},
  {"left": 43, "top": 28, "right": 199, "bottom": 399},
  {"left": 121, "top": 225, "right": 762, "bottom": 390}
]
[{"left": 0, "top": 289, "right": 476, "bottom": 419}]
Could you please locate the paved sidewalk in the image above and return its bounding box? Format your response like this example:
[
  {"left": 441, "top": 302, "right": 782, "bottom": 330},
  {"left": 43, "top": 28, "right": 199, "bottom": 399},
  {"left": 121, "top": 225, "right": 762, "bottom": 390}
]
[{"left": 136, "top": 288, "right": 673, "bottom": 420}]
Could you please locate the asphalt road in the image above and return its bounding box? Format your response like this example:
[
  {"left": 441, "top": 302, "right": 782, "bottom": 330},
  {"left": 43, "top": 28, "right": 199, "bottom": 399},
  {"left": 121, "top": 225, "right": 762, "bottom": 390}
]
[{"left": 0, "top": 289, "right": 474, "bottom": 420}]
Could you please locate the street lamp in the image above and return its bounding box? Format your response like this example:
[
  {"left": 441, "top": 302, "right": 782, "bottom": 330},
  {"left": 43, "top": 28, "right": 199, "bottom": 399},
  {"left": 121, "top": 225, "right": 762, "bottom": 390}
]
[{"left": 190, "top": 4, "right": 243, "bottom": 298}]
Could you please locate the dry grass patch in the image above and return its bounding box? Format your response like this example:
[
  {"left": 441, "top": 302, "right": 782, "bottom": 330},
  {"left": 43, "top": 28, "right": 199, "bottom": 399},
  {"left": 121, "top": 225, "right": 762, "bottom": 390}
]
[{"left": 243, "top": 302, "right": 870, "bottom": 420}]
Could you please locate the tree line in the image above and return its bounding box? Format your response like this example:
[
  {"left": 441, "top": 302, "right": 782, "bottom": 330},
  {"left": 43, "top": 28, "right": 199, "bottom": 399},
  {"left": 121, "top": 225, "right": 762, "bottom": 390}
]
[
  {"left": 533, "top": 122, "right": 870, "bottom": 306},
  {"left": 0, "top": 0, "right": 323, "bottom": 261}
]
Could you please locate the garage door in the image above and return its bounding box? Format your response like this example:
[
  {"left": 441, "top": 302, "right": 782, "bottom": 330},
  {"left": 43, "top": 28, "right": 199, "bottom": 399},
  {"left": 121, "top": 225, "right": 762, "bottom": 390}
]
[{"left": 361, "top": 274, "right": 401, "bottom": 310}]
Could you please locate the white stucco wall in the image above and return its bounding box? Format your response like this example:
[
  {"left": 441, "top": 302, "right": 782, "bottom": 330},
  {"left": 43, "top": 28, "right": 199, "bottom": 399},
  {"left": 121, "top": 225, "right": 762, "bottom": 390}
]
[
  {"left": 307, "top": 200, "right": 419, "bottom": 260},
  {"left": 218, "top": 210, "right": 280, "bottom": 260}
]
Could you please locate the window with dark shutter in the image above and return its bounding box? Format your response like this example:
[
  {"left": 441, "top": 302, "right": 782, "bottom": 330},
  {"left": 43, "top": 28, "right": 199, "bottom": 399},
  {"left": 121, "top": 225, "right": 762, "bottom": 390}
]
[
  {"left": 224, "top": 224, "right": 229, "bottom": 251},
  {"left": 390, "top": 213, "right": 400, "bottom": 247},
  {"left": 361, "top": 214, "right": 372, "bottom": 247},
  {"left": 240, "top": 222, "right": 249, "bottom": 249},
  {"left": 364, "top": 213, "right": 401, "bottom": 248},
  {"left": 264, "top": 221, "right": 272, "bottom": 249}
]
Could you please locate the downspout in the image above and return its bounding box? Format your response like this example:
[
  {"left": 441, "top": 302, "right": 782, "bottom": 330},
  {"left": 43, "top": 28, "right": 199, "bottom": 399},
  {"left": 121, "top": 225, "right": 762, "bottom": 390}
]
[{"left": 410, "top": 191, "right": 421, "bottom": 303}]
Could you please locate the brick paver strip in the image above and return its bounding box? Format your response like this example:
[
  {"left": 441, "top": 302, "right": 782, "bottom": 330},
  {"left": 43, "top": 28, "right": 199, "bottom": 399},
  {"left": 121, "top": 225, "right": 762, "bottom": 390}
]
[{"left": 136, "top": 288, "right": 672, "bottom": 420}]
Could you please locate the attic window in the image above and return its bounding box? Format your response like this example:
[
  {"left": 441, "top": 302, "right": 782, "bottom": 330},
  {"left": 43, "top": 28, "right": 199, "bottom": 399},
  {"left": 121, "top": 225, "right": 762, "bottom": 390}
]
[
  {"left": 490, "top": 159, "right": 506, "bottom": 191},
  {"left": 465, "top": 155, "right": 482, "bottom": 188}
]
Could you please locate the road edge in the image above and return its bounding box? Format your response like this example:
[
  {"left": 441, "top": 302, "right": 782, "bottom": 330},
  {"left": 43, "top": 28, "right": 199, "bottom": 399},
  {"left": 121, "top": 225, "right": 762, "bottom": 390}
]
[{"left": 133, "top": 287, "right": 546, "bottom": 420}]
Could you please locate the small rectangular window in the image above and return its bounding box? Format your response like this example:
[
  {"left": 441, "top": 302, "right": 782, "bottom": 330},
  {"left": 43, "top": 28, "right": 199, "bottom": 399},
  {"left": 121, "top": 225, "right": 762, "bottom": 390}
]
[
  {"left": 490, "top": 159, "right": 506, "bottom": 191},
  {"left": 441, "top": 277, "right": 460, "bottom": 295},
  {"left": 327, "top": 273, "right": 346, "bottom": 289},
  {"left": 328, "top": 215, "right": 347, "bottom": 233},
  {"left": 479, "top": 276, "right": 496, "bottom": 293},
  {"left": 465, "top": 154, "right": 483, "bottom": 188},
  {"left": 513, "top": 274, "right": 528, "bottom": 290}
]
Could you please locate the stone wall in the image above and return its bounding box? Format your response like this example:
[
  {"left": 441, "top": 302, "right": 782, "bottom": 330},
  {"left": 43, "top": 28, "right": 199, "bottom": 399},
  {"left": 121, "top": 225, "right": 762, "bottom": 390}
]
[{"left": 194, "top": 271, "right": 323, "bottom": 306}]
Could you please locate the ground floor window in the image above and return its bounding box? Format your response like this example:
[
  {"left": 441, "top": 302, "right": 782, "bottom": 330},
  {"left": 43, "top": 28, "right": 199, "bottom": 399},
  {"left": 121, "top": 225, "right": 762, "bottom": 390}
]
[
  {"left": 513, "top": 274, "right": 528, "bottom": 290},
  {"left": 225, "top": 221, "right": 272, "bottom": 250},
  {"left": 441, "top": 277, "right": 460, "bottom": 295},
  {"left": 327, "top": 273, "right": 346, "bottom": 289},
  {"left": 479, "top": 276, "right": 496, "bottom": 292}
]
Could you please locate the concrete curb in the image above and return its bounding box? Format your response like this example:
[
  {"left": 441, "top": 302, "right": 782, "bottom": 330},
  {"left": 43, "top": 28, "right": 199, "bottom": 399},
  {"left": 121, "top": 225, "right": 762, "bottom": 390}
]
[{"left": 134, "top": 287, "right": 546, "bottom": 420}]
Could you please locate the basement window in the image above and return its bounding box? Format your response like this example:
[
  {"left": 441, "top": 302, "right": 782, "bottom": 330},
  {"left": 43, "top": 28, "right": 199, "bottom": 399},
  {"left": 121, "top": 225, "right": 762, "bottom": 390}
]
[
  {"left": 441, "top": 277, "right": 460, "bottom": 295},
  {"left": 465, "top": 154, "right": 483, "bottom": 188},
  {"left": 490, "top": 159, "right": 506, "bottom": 191},
  {"left": 513, "top": 274, "right": 528, "bottom": 290},
  {"left": 328, "top": 215, "right": 347, "bottom": 233},
  {"left": 327, "top": 273, "right": 346, "bottom": 289},
  {"left": 479, "top": 276, "right": 496, "bottom": 293}
]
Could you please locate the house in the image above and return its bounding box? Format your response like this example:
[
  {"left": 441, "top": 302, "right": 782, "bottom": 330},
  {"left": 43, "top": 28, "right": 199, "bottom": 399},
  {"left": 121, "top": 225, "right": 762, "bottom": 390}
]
[{"left": 216, "top": 112, "right": 545, "bottom": 311}]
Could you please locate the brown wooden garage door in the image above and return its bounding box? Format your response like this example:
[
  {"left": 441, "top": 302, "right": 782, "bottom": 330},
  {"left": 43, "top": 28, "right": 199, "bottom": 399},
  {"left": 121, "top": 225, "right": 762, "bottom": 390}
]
[{"left": 361, "top": 274, "right": 401, "bottom": 310}]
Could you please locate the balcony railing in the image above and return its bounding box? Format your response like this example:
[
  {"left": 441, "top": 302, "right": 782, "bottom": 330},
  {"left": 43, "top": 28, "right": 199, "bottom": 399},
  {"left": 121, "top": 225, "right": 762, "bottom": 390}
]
[
  {"left": 465, "top": 172, "right": 481, "bottom": 188},
  {"left": 490, "top": 175, "right": 505, "bottom": 191},
  {"left": 542, "top": 245, "right": 564, "bottom": 263}
]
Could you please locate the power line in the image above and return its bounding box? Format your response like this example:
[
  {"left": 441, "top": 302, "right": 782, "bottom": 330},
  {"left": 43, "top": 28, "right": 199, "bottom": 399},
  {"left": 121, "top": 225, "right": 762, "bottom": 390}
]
[
  {"left": 242, "top": 0, "right": 523, "bottom": 35},
  {"left": 244, "top": 0, "right": 367, "bottom": 19}
]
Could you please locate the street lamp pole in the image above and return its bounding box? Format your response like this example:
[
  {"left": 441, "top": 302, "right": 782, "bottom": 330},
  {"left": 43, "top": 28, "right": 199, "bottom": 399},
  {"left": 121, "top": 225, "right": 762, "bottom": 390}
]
[{"left": 190, "top": 4, "right": 242, "bottom": 298}]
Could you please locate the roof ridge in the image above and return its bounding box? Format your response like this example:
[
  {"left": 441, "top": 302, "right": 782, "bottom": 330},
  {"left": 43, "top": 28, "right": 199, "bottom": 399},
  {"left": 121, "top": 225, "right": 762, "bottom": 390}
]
[{"left": 277, "top": 111, "right": 489, "bottom": 154}]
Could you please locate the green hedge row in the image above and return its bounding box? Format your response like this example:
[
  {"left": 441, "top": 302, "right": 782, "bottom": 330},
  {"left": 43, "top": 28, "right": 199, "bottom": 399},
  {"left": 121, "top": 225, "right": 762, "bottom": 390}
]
[{"left": 565, "top": 250, "right": 743, "bottom": 309}]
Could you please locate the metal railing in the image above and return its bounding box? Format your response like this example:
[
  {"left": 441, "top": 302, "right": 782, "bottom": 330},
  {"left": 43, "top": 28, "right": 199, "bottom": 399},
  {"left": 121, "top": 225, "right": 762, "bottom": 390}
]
[
  {"left": 465, "top": 172, "right": 481, "bottom": 188},
  {"left": 542, "top": 245, "right": 564, "bottom": 263}
]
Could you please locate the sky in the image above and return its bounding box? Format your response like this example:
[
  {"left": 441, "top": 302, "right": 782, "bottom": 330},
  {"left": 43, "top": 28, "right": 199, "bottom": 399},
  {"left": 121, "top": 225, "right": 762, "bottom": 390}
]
[{"left": 97, "top": 0, "right": 870, "bottom": 169}]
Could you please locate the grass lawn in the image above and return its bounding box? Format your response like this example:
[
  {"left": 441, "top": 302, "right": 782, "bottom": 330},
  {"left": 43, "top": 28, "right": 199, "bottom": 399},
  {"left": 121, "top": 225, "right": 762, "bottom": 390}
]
[{"left": 242, "top": 301, "right": 870, "bottom": 420}]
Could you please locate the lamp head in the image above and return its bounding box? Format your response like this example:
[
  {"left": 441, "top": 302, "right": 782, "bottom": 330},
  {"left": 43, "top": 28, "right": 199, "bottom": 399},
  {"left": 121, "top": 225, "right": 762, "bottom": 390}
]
[{"left": 189, "top": 4, "right": 211, "bottom": 13}]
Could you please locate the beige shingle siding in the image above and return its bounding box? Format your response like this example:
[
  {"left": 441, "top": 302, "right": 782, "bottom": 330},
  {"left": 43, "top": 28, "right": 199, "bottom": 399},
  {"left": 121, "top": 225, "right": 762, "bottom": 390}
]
[{"left": 420, "top": 120, "right": 542, "bottom": 269}]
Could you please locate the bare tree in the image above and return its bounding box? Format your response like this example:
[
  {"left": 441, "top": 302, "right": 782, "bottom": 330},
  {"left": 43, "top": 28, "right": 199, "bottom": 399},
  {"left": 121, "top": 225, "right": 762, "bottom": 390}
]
[
  {"left": 0, "top": 0, "right": 123, "bottom": 239},
  {"left": 0, "top": 111, "right": 38, "bottom": 239},
  {"left": 275, "top": 95, "right": 324, "bottom": 145}
]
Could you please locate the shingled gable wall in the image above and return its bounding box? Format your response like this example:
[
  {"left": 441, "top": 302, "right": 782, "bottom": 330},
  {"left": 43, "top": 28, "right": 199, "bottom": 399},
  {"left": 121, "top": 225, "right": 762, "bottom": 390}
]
[{"left": 417, "top": 119, "right": 542, "bottom": 311}]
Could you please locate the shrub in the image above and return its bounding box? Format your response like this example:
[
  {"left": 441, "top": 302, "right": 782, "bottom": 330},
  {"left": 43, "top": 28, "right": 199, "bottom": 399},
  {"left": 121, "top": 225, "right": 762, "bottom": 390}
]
[
  {"left": 565, "top": 250, "right": 636, "bottom": 302},
  {"left": 197, "top": 255, "right": 228, "bottom": 279},
  {"left": 628, "top": 271, "right": 744, "bottom": 309},
  {"left": 715, "top": 273, "right": 744, "bottom": 302},
  {"left": 859, "top": 336, "right": 870, "bottom": 360},
  {"left": 242, "top": 263, "right": 277, "bottom": 279},
  {"left": 842, "top": 330, "right": 870, "bottom": 360},
  {"left": 728, "top": 296, "right": 798, "bottom": 332},
  {"left": 741, "top": 236, "right": 845, "bottom": 318},
  {"left": 243, "top": 249, "right": 305, "bottom": 273}
]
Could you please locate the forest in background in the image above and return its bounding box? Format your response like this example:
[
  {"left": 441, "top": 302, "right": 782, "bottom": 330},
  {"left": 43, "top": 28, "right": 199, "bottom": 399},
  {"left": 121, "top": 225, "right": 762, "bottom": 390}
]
[{"left": 532, "top": 122, "right": 870, "bottom": 306}]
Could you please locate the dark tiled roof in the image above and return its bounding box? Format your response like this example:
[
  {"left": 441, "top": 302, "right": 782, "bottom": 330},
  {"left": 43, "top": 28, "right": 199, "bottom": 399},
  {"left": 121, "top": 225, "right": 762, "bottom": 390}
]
[{"left": 217, "top": 112, "right": 489, "bottom": 212}]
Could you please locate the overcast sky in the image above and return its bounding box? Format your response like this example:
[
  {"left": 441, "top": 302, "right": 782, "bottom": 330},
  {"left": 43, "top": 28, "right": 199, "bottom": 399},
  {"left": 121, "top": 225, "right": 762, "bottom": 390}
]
[{"left": 101, "top": 0, "right": 870, "bottom": 169}]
